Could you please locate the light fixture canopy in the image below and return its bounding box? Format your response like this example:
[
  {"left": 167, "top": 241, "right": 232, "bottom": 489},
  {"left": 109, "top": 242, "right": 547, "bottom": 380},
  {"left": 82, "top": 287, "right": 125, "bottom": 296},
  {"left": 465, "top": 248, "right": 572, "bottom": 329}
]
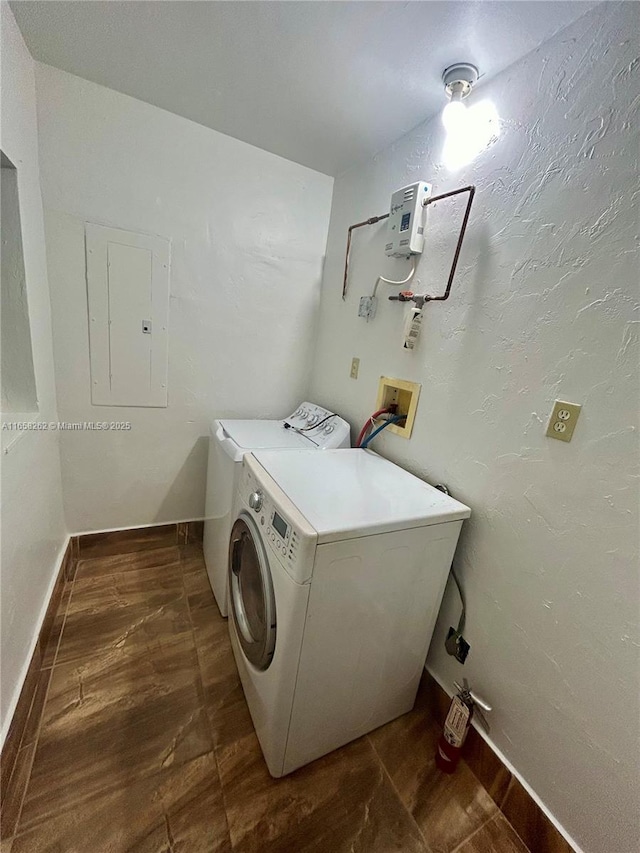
[{"left": 442, "top": 63, "right": 479, "bottom": 102}]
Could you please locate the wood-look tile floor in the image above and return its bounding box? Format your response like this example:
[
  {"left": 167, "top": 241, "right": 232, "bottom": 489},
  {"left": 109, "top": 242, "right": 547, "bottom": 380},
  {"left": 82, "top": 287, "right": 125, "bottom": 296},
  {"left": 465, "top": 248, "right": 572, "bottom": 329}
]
[{"left": 2, "top": 538, "right": 530, "bottom": 853}]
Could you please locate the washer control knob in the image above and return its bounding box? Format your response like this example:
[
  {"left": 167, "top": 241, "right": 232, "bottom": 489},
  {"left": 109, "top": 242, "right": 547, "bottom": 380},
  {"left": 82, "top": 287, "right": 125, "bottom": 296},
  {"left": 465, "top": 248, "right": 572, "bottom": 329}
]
[
  {"left": 323, "top": 423, "right": 335, "bottom": 434},
  {"left": 248, "top": 491, "right": 263, "bottom": 512},
  {"left": 307, "top": 413, "right": 319, "bottom": 426}
]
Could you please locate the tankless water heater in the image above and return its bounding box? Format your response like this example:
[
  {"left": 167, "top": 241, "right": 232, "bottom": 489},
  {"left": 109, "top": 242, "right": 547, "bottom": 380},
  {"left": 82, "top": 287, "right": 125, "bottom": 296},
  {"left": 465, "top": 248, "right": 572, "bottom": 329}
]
[{"left": 385, "top": 181, "right": 432, "bottom": 258}]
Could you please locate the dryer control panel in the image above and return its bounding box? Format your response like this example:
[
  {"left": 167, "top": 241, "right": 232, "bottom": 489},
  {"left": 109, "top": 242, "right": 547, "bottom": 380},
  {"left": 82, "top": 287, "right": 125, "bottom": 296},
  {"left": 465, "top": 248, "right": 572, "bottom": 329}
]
[
  {"left": 238, "top": 455, "right": 318, "bottom": 584},
  {"left": 283, "top": 402, "right": 350, "bottom": 449}
]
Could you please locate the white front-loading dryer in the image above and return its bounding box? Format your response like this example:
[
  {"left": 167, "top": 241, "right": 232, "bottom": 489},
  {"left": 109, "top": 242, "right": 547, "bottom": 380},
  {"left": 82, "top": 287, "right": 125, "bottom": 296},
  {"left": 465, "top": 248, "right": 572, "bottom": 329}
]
[
  {"left": 228, "top": 449, "right": 471, "bottom": 778},
  {"left": 227, "top": 456, "right": 317, "bottom": 776},
  {"left": 203, "top": 402, "right": 349, "bottom": 616}
]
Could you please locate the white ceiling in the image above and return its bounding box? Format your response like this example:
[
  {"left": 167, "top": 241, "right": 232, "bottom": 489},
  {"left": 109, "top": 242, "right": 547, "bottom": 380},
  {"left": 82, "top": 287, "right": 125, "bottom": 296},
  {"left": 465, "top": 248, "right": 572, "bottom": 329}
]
[{"left": 11, "top": 1, "right": 596, "bottom": 176}]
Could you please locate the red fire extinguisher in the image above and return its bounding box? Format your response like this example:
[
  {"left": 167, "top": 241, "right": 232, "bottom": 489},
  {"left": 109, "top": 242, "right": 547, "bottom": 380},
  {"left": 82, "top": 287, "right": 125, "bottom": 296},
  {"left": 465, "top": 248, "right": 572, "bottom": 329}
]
[{"left": 435, "top": 679, "right": 492, "bottom": 774}]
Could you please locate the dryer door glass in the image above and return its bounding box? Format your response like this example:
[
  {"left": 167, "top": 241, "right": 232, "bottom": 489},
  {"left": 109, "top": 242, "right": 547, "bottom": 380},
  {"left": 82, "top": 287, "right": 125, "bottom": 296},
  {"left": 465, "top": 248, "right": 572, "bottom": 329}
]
[{"left": 228, "top": 513, "right": 276, "bottom": 671}]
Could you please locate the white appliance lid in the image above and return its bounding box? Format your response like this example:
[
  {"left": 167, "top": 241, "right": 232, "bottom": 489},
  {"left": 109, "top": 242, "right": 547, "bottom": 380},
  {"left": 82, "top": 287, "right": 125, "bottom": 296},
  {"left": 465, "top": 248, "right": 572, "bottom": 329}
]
[
  {"left": 216, "top": 419, "right": 314, "bottom": 450},
  {"left": 252, "top": 449, "right": 471, "bottom": 542}
]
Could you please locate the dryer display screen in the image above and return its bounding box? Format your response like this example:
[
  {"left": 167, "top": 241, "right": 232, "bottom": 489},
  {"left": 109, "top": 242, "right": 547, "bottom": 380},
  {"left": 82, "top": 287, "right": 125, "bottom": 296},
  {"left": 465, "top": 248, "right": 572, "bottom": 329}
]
[{"left": 272, "top": 512, "right": 288, "bottom": 540}]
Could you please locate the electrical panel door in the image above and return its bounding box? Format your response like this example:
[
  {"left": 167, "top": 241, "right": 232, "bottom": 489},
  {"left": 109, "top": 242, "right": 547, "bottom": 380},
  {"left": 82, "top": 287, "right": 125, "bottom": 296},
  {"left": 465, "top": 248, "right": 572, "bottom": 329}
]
[{"left": 85, "top": 223, "right": 170, "bottom": 407}]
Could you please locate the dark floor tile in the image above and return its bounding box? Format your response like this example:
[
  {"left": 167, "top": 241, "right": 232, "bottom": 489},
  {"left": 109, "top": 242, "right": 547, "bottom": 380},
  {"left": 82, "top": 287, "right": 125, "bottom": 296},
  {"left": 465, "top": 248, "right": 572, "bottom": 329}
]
[
  {"left": 56, "top": 564, "right": 187, "bottom": 666},
  {"left": 181, "top": 545, "right": 222, "bottom": 626},
  {"left": 154, "top": 753, "right": 231, "bottom": 853},
  {"left": 62, "top": 539, "right": 77, "bottom": 582},
  {"left": 463, "top": 727, "right": 512, "bottom": 806},
  {"left": 75, "top": 544, "right": 181, "bottom": 582},
  {"left": 0, "top": 647, "right": 41, "bottom": 804},
  {"left": 184, "top": 567, "right": 217, "bottom": 611},
  {"left": 501, "top": 777, "right": 573, "bottom": 853},
  {"left": 40, "top": 585, "right": 72, "bottom": 669},
  {"left": 39, "top": 569, "right": 66, "bottom": 656},
  {"left": 19, "top": 669, "right": 52, "bottom": 749},
  {"left": 0, "top": 725, "right": 20, "bottom": 809},
  {"left": 369, "top": 708, "right": 497, "bottom": 853},
  {"left": 180, "top": 541, "right": 208, "bottom": 573},
  {"left": 0, "top": 744, "right": 35, "bottom": 840},
  {"left": 78, "top": 525, "right": 178, "bottom": 558},
  {"left": 7, "top": 533, "right": 525, "bottom": 853},
  {"left": 208, "top": 681, "right": 255, "bottom": 756},
  {"left": 456, "top": 815, "right": 529, "bottom": 853},
  {"left": 187, "top": 520, "right": 204, "bottom": 543},
  {"left": 188, "top": 602, "right": 241, "bottom": 745},
  {"left": 19, "top": 638, "right": 211, "bottom": 833},
  {"left": 217, "top": 729, "right": 426, "bottom": 853},
  {"left": 13, "top": 752, "right": 231, "bottom": 853},
  {"left": 187, "top": 582, "right": 227, "bottom": 644}
]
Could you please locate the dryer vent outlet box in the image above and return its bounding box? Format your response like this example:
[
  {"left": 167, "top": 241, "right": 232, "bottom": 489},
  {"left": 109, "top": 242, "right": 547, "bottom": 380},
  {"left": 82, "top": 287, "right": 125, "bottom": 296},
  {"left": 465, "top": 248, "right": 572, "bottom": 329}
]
[{"left": 385, "top": 182, "right": 432, "bottom": 258}]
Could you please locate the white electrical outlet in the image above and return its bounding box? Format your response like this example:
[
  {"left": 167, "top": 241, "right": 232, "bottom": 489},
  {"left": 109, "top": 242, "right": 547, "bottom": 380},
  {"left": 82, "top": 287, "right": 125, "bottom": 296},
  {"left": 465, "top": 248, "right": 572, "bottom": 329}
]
[
  {"left": 546, "top": 400, "right": 582, "bottom": 442},
  {"left": 350, "top": 357, "right": 360, "bottom": 379}
]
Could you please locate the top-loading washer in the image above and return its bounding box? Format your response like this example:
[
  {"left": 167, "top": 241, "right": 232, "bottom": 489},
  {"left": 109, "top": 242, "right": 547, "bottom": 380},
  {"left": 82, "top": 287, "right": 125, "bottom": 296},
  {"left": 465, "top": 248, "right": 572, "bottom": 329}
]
[
  {"left": 227, "top": 448, "right": 471, "bottom": 777},
  {"left": 203, "top": 402, "right": 350, "bottom": 615}
]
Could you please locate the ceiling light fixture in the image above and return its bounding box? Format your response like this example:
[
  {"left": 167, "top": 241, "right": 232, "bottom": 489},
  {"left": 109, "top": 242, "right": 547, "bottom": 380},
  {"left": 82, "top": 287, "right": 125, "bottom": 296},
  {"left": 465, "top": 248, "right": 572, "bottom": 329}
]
[{"left": 441, "top": 63, "right": 479, "bottom": 132}]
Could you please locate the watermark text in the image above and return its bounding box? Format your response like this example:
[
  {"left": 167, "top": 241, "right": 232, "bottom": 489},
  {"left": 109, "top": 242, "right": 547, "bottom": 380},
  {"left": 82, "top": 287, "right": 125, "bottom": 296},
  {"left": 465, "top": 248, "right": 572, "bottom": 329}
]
[{"left": 2, "top": 421, "right": 132, "bottom": 431}]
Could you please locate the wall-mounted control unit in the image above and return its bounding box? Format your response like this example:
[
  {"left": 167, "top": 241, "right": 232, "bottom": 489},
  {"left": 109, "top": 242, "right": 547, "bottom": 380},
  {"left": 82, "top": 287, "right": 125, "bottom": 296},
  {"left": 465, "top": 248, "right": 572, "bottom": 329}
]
[{"left": 385, "top": 182, "right": 432, "bottom": 258}]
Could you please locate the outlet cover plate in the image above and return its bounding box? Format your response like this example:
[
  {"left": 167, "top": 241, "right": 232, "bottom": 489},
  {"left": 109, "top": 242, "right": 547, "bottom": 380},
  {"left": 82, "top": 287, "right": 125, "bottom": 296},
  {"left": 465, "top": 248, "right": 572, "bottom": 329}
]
[
  {"left": 446, "top": 627, "right": 470, "bottom": 664},
  {"left": 546, "top": 400, "right": 581, "bottom": 442},
  {"left": 358, "top": 296, "right": 377, "bottom": 321},
  {"left": 350, "top": 357, "right": 360, "bottom": 380}
]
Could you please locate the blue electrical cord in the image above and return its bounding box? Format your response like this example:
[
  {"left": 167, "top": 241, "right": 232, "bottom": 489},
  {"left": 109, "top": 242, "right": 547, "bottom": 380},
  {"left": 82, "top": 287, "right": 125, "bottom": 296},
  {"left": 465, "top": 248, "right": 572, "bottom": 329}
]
[{"left": 360, "top": 415, "right": 406, "bottom": 449}]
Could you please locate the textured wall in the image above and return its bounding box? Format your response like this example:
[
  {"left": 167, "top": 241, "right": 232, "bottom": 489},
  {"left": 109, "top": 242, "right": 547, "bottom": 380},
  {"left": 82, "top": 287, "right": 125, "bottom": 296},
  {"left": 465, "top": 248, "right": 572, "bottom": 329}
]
[
  {"left": 309, "top": 4, "right": 639, "bottom": 852},
  {"left": 0, "top": 3, "right": 67, "bottom": 743},
  {"left": 35, "top": 64, "right": 333, "bottom": 532}
]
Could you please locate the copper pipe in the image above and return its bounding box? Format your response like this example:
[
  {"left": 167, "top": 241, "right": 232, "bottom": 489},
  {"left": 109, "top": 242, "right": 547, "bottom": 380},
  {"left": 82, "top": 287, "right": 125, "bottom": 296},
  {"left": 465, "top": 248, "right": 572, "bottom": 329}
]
[
  {"left": 424, "top": 185, "right": 475, "bottom": 206},
  {"left": 342, "top": 213, "right": 389, "bottom": 300},
  {"left": 342, "top": 184, "right": 476, "bottom": 302},
  {"left": 423, "top": 185, "right": 475, "bottom": 302}
]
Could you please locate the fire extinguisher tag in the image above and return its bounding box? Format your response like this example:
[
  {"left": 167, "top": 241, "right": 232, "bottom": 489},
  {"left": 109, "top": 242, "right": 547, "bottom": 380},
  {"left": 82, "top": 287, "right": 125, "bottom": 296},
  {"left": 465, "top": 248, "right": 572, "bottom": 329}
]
[{"left": 444, "top": 696, "right": 470, "bottom": 747}]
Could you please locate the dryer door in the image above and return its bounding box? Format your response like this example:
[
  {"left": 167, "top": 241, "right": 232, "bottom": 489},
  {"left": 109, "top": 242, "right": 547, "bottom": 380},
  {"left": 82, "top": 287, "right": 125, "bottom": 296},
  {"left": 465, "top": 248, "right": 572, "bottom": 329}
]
[{"left": 228, "top": 512, "right": 276, "bottom": 671}]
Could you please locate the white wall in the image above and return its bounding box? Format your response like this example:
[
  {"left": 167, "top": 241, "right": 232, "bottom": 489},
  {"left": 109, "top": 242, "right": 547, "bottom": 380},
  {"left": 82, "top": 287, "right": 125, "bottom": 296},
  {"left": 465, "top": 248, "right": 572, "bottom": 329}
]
[
  {"left": 1, "top": 165, "right": 38, "bottom": 414},
  {"left": 0, "top": 2, "right": 67, "bottom": 743},
  {"left": 309, "top": 4, "right": 639, "bottom": 852},
  {"left": 34, "top": 64, "right": 334, "bottom": 533}
]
